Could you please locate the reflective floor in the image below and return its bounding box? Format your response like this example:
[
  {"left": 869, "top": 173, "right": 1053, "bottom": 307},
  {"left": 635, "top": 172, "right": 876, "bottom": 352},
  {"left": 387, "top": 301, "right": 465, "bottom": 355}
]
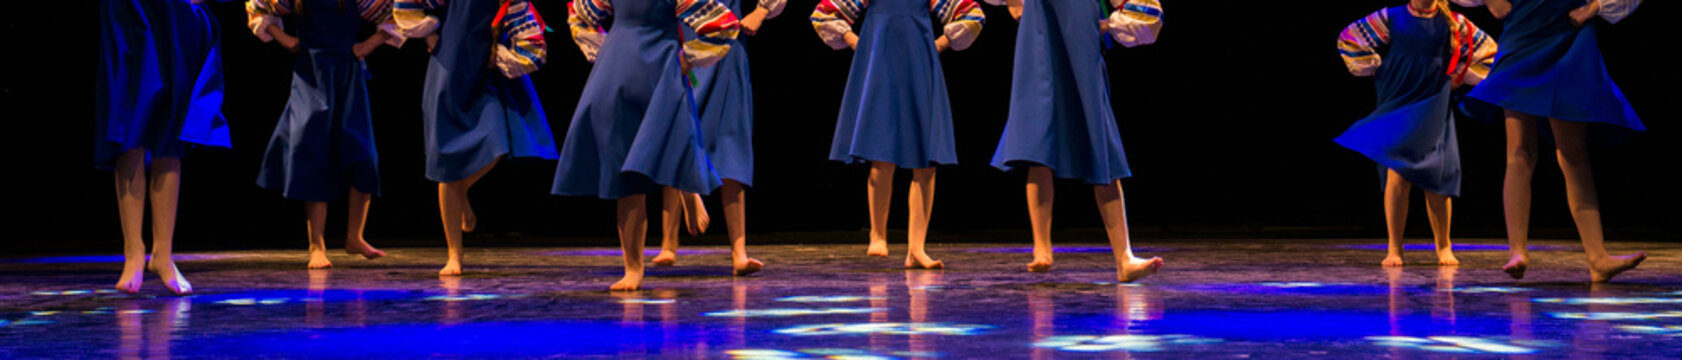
[{"left": 2, "top": 238, "right": 1679, "bottom": 358}]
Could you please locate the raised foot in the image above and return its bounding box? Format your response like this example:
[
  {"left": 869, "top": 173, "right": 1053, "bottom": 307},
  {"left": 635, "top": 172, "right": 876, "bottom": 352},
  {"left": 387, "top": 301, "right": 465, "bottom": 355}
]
[
  {"left": 684, "top": 192, "right": 710, "bottom": 237},
  {"left": 1381, "top": 254, "right": 1404, "bottom": 267},
  {"left": 345, "top": 239, "right": 387, "bottom": 260},
  {"left": 461, "top": 201, "right": 477, "bottom": 233},
  {"left": 651, "top": 251, "right": 677, "bottom": 267},
  {"left": 1117, "top": 256, "right": 1163, "bottom": 283},
  {"left": 148, "top": 260, "right": 193, "bottom": 295},
  {"left": 116, "top": 259, "right": 145, "bottom": 294},
  {"left": 1436, "top": 251, "right": 1460, "bottom": 266},
  {"left": 1589, "top": 252, "right": 1646, "bottom": 283},
  {"left": 1026, "top": 259, "right": 1053, "bottom": 273},
  {"left": 439, "top": 261, "right": 462, "bottom": 276},
  {"left": 610, "top": 273, "right": 644, "bottom": 291},
  {"left": 867, "top": 239, "right": 889, "bottom": 257},
  {"left": 308, "top": 249, "right": 333, "bottom": 269},
  {"left": 734, "top": 258, "right": 765, "bottom": 276},
  {"left": 1502, "top": 255, "right": 1529, "bottom": 279}
]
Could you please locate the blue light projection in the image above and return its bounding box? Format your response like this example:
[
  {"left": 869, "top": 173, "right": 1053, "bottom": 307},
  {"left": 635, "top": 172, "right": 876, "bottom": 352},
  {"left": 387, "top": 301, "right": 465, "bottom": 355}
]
[
  {"left": 773, "top": 323, "right": 992, "bottom": 336},
  {"left": 1439, "top": 287, "right": 1533, "bottom": 294},
  {"left": 30, "top": 289, "right": 119, "bottom": 296},
  {"left": 1366, "top": 336, "right": 1549, "bottom": 354},
  {"left": 619, "top": 299, "right": 676, "bottom": 304},
  {"left": 1032, "top": 334, "right": 1222, "bottom": 352},
  {"left": 1534, "top": 297, "right": 1682, "bottom": 305},
  {"left": 1548, "top": 311, "right": 1682, "bottom": 321},
  {"left": 704, "top": 308, "right": 884, "bottom": 317},
  {"left": 193, "top": 289, "right": 425, "bottom": 305},
  {"left": 774, "top": 296, "right": 883, "bottom": 303},
  {"left": 725, "top": 348, "right": 923, "bottom": 360},
  {"left": 1123, "top": 310, "right": 1512, "bottom": 340},
  {"left": 1182, "top": 282, "right": 1389, "bottom": 296},
  {"left": 1616, "top": 325, "right": 1682, "bottom": 336}
]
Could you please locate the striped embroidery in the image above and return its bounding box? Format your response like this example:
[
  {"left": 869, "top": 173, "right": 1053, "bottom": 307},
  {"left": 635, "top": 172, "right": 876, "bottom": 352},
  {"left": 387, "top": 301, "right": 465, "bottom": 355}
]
[
  {"left": 493, "top": 0, "right": 548, "bottom": 78},
  {"left": 809, "top": 0, "right": 867, "bottom": 49},
  {"left": 1337, "top": 10, "right": 1389, "bottom": 76},
  {"left": 932, "top": 0, "right": 985, "bottom": 50},
  {"left": 677, "top": 0, "right": 741, "bottom": 67}
]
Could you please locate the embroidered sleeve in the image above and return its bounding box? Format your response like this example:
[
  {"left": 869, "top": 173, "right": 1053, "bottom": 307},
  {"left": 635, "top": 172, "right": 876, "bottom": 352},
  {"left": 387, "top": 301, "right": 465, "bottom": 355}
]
[
  {"left": 244, "top": 0, "right": 292, "bottom": 42},
  {"left": 1337, "top": 10, "right": 1389, "bottom": 77},
  {"left": 494, "top": 0, "right": 548, "bottom": 78},
  {"left": 759, "top": 0, "right": 788, "bottom": 19},
  {"left": 677, "top": 0, "right": 741, "bottom": 67},
  {"left": 1598, "top": 0, "right": 1641, "bottom": 24},
  {"left": 810, "top": 0, "right": 866, "bottom": 50},
  {"left": 1448, "top": 12, "right": 1497, "bottom": 85},
  {"left": 1106, "top": 0, "right": 1162, "bottom": 48},
  {"left": 930, "top": 0, "right": 985, "bottom": 51},
  {"left": 568, "top": 0, "right": 612, "bottom": 62},
  {"left": 394, "top": 0, "right": 445, "bottom": 41}
]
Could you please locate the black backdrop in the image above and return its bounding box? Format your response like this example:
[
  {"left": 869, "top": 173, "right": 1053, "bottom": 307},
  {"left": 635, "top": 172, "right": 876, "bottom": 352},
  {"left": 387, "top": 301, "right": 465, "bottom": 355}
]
[{"left": 3, "top": 0, "right": 1678, "bottom": 252}]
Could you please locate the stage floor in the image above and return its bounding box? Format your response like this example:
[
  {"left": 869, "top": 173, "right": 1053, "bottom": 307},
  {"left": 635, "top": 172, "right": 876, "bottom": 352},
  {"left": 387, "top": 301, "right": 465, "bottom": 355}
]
[{"left": 2, "top": 238, "right": 1679, "bottom": 358}]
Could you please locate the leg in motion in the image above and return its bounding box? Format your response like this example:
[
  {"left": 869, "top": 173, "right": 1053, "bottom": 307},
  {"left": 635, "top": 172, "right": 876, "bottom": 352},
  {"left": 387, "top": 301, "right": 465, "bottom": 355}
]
[
  {"left": 1382, "top": 169, "right": 1412, "bottom": 267},
  {"left": 654, "top": 187, "right": 682, "bottom": 267},
  {"left": 1423, "top": 190, "right": 1456, "bottom": 266},
  {"left": 1550, "top": 119, "right": 1645, "bottom": 282},
  {"left": 905, "top": 167, "right": 943, "bottom": 269},
  {"left": 146, "top": 157, "right": 191, "bottom": 294},
  {"left": 1501, "top": 110, "right": 1539, "bottom": 278},
  {"left": 866, "top": 161, "right": 895, "bottom": 257},
  {"left": 306, "top": 201, "right": 333, "bottom": 269},
  {"left": 722, "top": 180, "right": 762, "bottom": 275},
  {"left": 612, "top": 194, "right": 650, "bottom": 291},
  {"left": 1025, "top": 166, "right": 1055, "bottom": 272},
  {"left": 1097, "top": 180, "right": 1160, "bottom": 282},
  {"left": 458, "top": 158, "right": 498, "bottom": 233},
  {"left": 113, "top": 149, "right": 148, "bottom": 294},
  {"left": 683, "top": 189, "right": 710, "bottom": 237},
  {"left": 344, "top": 188, "right": 384, "bottom": 259},
  {"left": 437, "top": 162, "right": 496, "bottom": 276}
]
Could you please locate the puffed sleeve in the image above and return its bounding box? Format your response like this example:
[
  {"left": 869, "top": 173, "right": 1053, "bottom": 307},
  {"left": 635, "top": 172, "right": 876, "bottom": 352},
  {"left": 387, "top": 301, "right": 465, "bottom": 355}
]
[
  {"left": 1106, "top": 0, "right": 1161, "bottom": 48},
  {"left": 810, "top": 0, "right": 867, "bottom": 50},
  {"left": 493, "top": 0, "right": 549, "bottom": 78},
  {"left": 930, "top": 0, "right": 985, "bottom": 51},
  {"left": 759, "top": 0, "right": 789, "bottom": 19},
  {"left": 394, "top": 0, "right": 445, "bottom": 42},
  {"left": 1447, "top": 12, "right": 1497, "bottom": 86},
  {"left": 568, "top": 0, "right": 612, "bottom": 62},
  {"left": 1337, "top": 10, "right": 1389, "bottom": 77},
  {"left": 355, "top": 0, "right": 405, "bottom": 47},
  {"left": 1598, "top": 0, "right": 1641, "bottom": 24},
  {"left": 676, "top": 0, "right": 741, "bottom": 67},
  {"left": 244, "top": 0, "right": 292, "bottom": 43}
]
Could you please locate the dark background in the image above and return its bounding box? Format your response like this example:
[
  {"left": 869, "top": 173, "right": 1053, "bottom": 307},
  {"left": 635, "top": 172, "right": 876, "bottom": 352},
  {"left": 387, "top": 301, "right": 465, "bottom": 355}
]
[{"left": 2, "top": 0, "right": 1677, "bottom": 253}]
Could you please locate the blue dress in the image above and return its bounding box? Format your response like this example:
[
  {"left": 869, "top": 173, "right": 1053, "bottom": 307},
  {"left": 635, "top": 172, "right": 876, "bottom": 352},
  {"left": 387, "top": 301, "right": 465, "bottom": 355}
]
[
  {"left": 1335, "top": 6, "right": 1463, "bottom": 197},
  {"left": 1462, "top": 0, "right": 1643, "bottom": 131},
  {"left": 254, "top": 0, "right": 383, "bottom": 201},
  {"left": 419, "top": 0, "right": 558, "bottom": 183},
  {"left": 688, "top": 0, "right": 755, "bottom": 186},
  {"left": 95, "top": 0, "right": 229, "bottom": 170},
  {"left": 551, "top": 0, "right": 731, "bottom": 199},
  {"left": 991, "top": 0, "right": 1132, "bottom": 185},
  {"left": 827, "top": 0, "right": 960, "bottom": 169}
]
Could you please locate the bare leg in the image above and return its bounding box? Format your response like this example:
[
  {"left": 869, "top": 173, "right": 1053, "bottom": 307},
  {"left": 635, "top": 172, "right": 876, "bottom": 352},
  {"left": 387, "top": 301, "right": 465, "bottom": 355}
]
[
  {"left": 653, "top": 187, "right": 682, "bottom": 266},
  {"left": 1423, "top": 190, "right": 1457, "bottom": 266},
  {"left": 683, "top": 189, "right": 709, "bottom": 237},
  {"left": 1025, "top": 166, "right": 1055, "bottom": 272},
  {"left": 866, "top": 161, "right": 894, "bottom": 257},
  {"left": 1382, "top": 169, "right": 1412, "bottom": 267},
  {"left": 459, "top": 158, "right": 497, "bottom": 233},
  {"left": 1502, "top": 110, "right": 1538, "bottom": 278},
  {"left": 305, "top": 201, "right": 333, "bottom": 269},
  {"left": 722, "top": 180, "right": 762, "bottom": 276},
  {"left": 1550, "top": 119, "right": 1645, "bottom": 282},
  {"left": 344, "top": 188, "right": 384, "bottom": 259},
  {"left": 1097, "top": 180, "right": 1160, "bottom": 282},
  {"left": 113, "top": 149, "right": 147, "bottom": 294},
  {"left": 147, "top": 157, "right": 191, "bottom": 295},
  {"left": 438, "top": 162, "right": 497, "bottom": 276},
  {"left": 905, "top": 167, "right": 943, "bottom": 269},
  {"left": 612, "top": 194, "right": 649, "bottom": 291}
]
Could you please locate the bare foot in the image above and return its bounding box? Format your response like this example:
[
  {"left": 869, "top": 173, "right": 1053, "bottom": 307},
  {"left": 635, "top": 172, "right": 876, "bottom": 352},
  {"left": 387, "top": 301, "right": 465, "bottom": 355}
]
[
  {"left": 308, "top": 249, "right": 333, "bottom": 269},
  {"left": 684, "top": 194, "right": 710, "bottom": 237},
  {"left": 1502, "top": 254, "right": 1528, "bottom": 279},
  {"left": 1117, "top": 256, "right": 1163, "bottom": 283},
  {"left": 734, "top": 258, "right": 765, "bottom": 276},
  {"left": 1382, "top": 252, "right": 1404, "bottom": 267},
  {"left": 1026, "top": 257, "right": 1053, "bottom": 273},
  {"left": 116, "top": 258, "right": 145, "bottom": 294},
  {"left": 1589, "top": 252, "right": 1646, "bottom": 283},
  {"left": 904, "top": 252, "right": 945, "bottom": 270},
  {"left": 461, "top": 201, "right": 477, "bottom": 233},
  {"left": 867, "top": 237, "right": 889, "bottom": 257},
  {"left": 344, "top": 238, "right": 387, "bottom": 260},
  {"left": 439, "top": 260, "right": 462, "bottom": 276},
  {"left": 148, "top": 259, "right": 193, "bottom": 295},
  {"left": 610, "top": 270, "right": 644, "bottom": 291},
  {"left": 1436, "top": 250, "right": 1459, "bottom": 266},
  {"left": 651, "top": 251, "right": 677, "bottom": 267}
]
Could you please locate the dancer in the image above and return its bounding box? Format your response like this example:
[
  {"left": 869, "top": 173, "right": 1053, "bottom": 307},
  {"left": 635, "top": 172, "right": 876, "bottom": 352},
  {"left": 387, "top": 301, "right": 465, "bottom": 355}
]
[
  {"left": 1336, "top": 0, "right": 1496, "bottom": 267},
  {"left": 554, "top": 0, "right": 741, "bottom": 290},
  {"left": 650, "top": 0, "right": 789, "bottom": 276},
  {"left": 394, "top": 0, "right": 557, "bottom": 276},
  {"left": 811, "top": 0, "right": 986, "bottom": 269},
  {"left": 1461, "top": 0, "right": 1646, "bottom": 282},
  {"left": 989, "top": 0, "right": 1163, "bottom": 281},
  {"left": 96, "top": 0, "right": 229, "bottom": 294},
  {"left": 249, "top": 0, "right": 400, "bottom": 269}
]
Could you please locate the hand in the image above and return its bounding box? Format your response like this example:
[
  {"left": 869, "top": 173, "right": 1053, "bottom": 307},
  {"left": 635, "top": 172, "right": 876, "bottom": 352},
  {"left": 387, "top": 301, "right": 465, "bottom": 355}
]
[
  {"left": 1486, "top": 0, "right": 1512, "bottom": 19},
  {"left": 1007, "top": 0, "right": 1023, "bottom": 20},
  {"left": 353, "top": 40, "right": 377, "bottom": 59},
  {"left": 934, "top": 36, "right": 950, "bottom": 52},
  {"left": 1098, "top": 19, "right": 1109, "bottom": 33},
  {"left": 740, "top": 8, "right": 769, "bottom": 36},
  {"left": 425, "top": 34, "right": 440, "bottom": 53},
  {"left": 1569, "top": 0, "right": 1599, "bottom": 26},
  {"left": 680, "top": 55, "right": 693, "bottom": 74},
  {"left": 276, "top": 34, "right": 302, "bottom": 53},
  {"left": 845, "top": 33, "right": 859, "bottom": 50}
]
